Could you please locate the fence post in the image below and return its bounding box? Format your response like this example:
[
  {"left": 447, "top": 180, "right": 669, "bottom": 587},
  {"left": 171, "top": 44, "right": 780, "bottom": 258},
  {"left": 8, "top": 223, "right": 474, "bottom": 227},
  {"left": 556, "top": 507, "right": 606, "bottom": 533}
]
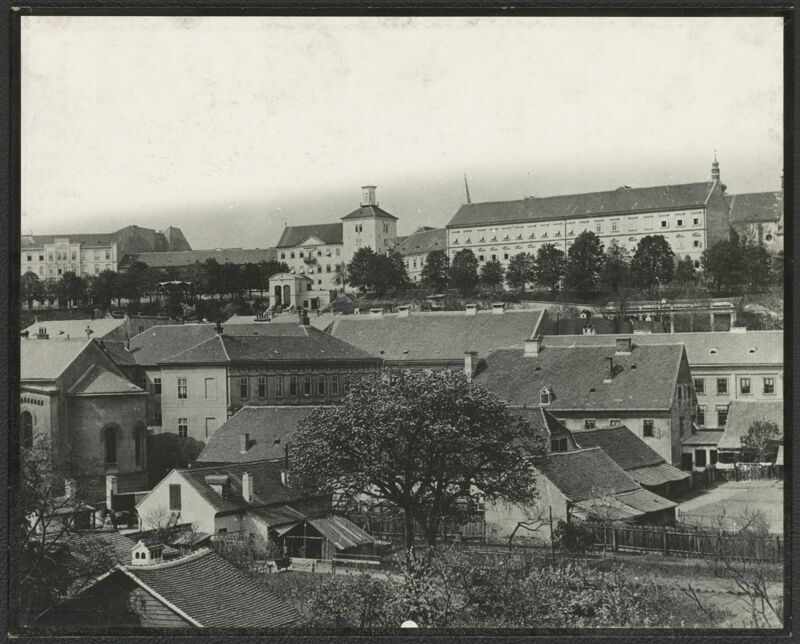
[
  {"left": 612, "top": 526, "right": 618, "bottom": 552},
  {"left": 663, "top": 528, "right": 668, "bottom": 555},
  {"left": 311, "top": 561, "right": 315, "bottom": 574},
  {"left": 777, "top": 536, "right": 781, "bottom": 560}
]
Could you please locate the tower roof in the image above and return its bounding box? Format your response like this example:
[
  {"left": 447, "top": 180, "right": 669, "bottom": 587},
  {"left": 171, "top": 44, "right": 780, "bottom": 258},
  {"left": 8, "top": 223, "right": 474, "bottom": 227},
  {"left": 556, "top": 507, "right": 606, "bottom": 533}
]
[{"left": 340, "top": 205, "right": 398, "bottom": 221}]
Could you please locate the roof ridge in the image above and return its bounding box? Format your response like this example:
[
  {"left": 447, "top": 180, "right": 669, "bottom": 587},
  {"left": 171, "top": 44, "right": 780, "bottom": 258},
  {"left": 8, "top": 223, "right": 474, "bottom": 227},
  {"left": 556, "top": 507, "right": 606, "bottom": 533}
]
[
  {"left": 117, "top": 564, "right": 204, "bottom": 627},
  {"left": 159, "top": 334, "right": 220, "bottom": 362}
]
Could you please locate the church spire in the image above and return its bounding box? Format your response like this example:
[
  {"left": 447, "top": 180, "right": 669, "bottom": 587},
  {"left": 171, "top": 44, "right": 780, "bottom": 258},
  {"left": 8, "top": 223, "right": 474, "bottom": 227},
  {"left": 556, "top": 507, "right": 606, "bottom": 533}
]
[
  {"left": 464, "top": 173, "right": 472, "bottom": 204},
  {"left": 711, "top": 151, "right": 726, "bottom": 192}
]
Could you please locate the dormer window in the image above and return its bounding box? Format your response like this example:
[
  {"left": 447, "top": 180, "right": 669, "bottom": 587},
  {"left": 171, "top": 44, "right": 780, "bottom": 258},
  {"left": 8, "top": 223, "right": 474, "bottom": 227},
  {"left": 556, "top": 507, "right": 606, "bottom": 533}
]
[{"left": 539, "top": 387, "right": 553, "bottom": 405}]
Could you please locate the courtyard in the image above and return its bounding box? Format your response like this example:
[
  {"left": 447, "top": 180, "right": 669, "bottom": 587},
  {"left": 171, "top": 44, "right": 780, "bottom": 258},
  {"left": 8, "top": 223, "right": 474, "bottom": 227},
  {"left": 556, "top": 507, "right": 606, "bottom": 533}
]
[{"left": 677, "top": 480, "right": 784, "bottom": 534}]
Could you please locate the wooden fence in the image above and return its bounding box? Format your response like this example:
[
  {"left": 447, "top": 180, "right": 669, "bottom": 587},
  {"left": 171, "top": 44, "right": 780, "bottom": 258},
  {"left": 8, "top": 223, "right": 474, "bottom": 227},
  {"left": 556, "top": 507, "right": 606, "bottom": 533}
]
[
  {"left": 577, "top": 521, "right": 783, "bottom": 563},
  {"left": 346, "top": 512, "right": 485, "bottom": 544},
  {"left": 733, "top": 463, "right": 782, "bottom": 482}
]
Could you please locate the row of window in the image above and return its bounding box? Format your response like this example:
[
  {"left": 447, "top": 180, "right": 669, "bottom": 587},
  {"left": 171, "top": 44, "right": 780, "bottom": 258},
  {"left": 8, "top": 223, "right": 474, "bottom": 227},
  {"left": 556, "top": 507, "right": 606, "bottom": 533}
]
[
  {"left": 694, "top": 376, "right": 776, "bottom": 396},
  {"left": 280, "top": 247, "right": 342, "bottom": 260},
  {"left": 696, "top": 405, "right": 730, "bottom": 427},
  {"left": 238, "top": 374, "right": 341, "bottom": 399},
  {"left": 24, "top": 250, "right": 113, "bottom": 262}
]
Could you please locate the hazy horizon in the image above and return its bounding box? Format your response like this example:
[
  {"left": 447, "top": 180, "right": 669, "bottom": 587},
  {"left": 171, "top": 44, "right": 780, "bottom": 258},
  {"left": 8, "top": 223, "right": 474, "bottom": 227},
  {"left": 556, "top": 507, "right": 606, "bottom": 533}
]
[{"left": 21, "top": 16, "right": 783, "bottom": 250}]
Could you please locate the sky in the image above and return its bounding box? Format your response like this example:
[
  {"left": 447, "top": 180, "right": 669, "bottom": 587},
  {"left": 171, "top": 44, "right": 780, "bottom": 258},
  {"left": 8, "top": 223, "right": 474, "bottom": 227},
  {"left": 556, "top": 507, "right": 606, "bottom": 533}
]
[{"left": 21, "top": 16, "right": 783, "bottom": 249}]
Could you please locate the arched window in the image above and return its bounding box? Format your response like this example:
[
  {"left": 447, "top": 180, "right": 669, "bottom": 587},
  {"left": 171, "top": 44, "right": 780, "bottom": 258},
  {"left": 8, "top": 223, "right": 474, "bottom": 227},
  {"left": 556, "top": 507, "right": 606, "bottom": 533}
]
[
  {"left": 103, "top": 425, "right": 119, "bottom": 467},
  {"left": 20, "top": 411, "right": 33, "bottom": 449},
  {"left": 539, "top": 387, "right": 552, "bottom": 406}
]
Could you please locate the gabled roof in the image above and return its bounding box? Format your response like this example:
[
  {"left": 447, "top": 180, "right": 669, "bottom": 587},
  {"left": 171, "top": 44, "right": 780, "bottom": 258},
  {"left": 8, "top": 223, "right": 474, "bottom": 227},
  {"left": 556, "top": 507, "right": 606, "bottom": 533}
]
[
  {"left": 474, "top": 343, "right": 686, "bottom": 411},
  {"left": 122, "top": 549, "right": 300, "bottom": 627},
  {"left": 340, "top": 205, "right": 398, "bottom": 221},
  {"left": 396, "top": 227, "right": 447, "bottom": 257},
  {"left": 224, "top": 311, "right": 337, "bottom": 331},
  {"left": 682, "top": 430, "right": 725, "bottom": 446},
  {"left": 538, "top": 447, "right": 640, "bottom": 502},
  {"left": 542, "top": 331, "right": 784, "bottom": 367},
  {"left": 123, "top": 247, "right": 277, "bottom": 269},
  {"left": 68, "top": 364, "right": 145, "bottom": 396},
  {"left": 23, "top": 318, "right": 124, "bottom": 340},
  {"left": 447, "top": 182, "right": 719, "bottom": 228},
  {"left": 718, "top": 401, "right": 783, "bottom": 450},
  {"left": 21, "top": 233, "right": 116, "bottom": 249},
  {"left": 174, "top": 460, "right": 307, "bottom": 514},
  {"left": 329, "top": 309, "right": 547, "bottom": 362},
  {"left": 159, "top": 326, "right": 375, "bottom": 365},
  {"left": 276, "top": 223, "right": 343, "bottom": 248},
  {"left": 127, "top": 324, "right": 220, "bottom": 365},
  {"left": 307, "top": 516, "right": 374, "bottom": 550},
  {"left": 20, "top": 339, "right": 92, "bottom": 380},
  {"left": 196, "top": 406, "right": 317, "bottom": 464},
  {"left": 572, "top": 426, "right": 689, "bottom": 486},
  {"left": 726, "top": 191, "right": 783, "bottom": 224},
  {"left": 510, "top": 407, "right": 576, "bottom": 451}
]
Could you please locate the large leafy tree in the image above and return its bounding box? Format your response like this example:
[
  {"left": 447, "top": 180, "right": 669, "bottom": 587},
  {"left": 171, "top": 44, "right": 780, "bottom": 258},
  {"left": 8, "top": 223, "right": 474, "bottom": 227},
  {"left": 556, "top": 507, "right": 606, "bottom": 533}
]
[
  {"left": 21, "top": 271, "right": 45, "bottom": 309},
  {"left": 631, "top": 235, "right": 674, "bottom": 298},
  {"left": 599, "top": 242, "right": 631, "bottom": 296},
  {"left": 56, "top": 271, "right": 87, "bottom": 309},
  {"left": 741, "top": 420, "right": 782, "bottom": 463},
  {"left": 674, "top": 255, "right": 698, "bottom": 286},
  {"left": 505, "top": 253, "right": 536, "bottom": 292},
  {"left": 741, "top": 239, "right": 771, "bottom": 291},
  {"left": 121, "top": 261, "right": 156, "bottom": 304},
  {"left": 89, "top": 270, "right": 119, "bottom": 311},
  {"left": 370, "top": 252, "right": 408, "bottom": 296},
  {"left": 566, "top": 231, "right": 605, "bottom": 297},
  {"left": 534, "top": 244, "right": 566, "bottom": 291},
  {"left": 449, "top": 249, "right": 479, "bottom": 295},
  {"left": 701, "top": 239, "right": 741, "bottom": 292},
  {"left": 420, "top": 249, "right": 450, "bottom": 291},
  {"left": 290, "top": 370, "right": 545, "bottom": 549},
  {"left": 479, "top": 259, "right": 505, "bottom": 293},
  {"left": 345, "top": 247, "right": 377, "bottom": 292}
]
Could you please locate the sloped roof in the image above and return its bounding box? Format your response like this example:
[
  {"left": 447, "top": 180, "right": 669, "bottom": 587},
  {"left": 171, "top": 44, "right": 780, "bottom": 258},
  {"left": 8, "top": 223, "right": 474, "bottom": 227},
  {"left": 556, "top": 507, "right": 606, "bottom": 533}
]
[
  {"left": 340, "top": 204, "right": 398, "bottom": 221},
  {"left": 177, "top": 460, "right": 307, "bottom": 514},
  {"left": 628, "top": 462, "right": 690, "bottom": 487},
  {"left": 474, "top": 343, "right": 685, "bottom": 411},
  {"left": 123, "top": 248, "right": 277, "bottom": 269},
  {"left": 538, "top": 447, "right": 640, "bottom": 502},
  {"left": 127, "top": 324, "right": 219, "bottom": 365},
  {"left": 196, "top": 406, "right": 317, "bottom": 464},
  {"left": 68, "top": 364, "right": 145, "bottom": 396},
  {"left": 614, "top": 488, "right": 676, "bottom": 513},
  {"left": 276, "top": 223, "right": 343, "bottom": 247},
  {"left": 248, "top": 504, "right": 306, "bottom": 527},
  {"left": 97, "top": 340, "right": 139, "bottom": 366},
  {"left": 718, "top": 401, "right": 784, "bottom": 450},
  {"left": 308, "top": 516, "right": 375, "bottom": 550},
  {"left": 225, "top": 312, "right": 337, "bottom": 331},
  {"left": 21, "top": 233, "right": 116, "bottom": 249},
  {"left": 447, "top": 182, "right": 718, "bottom": 228},
  {"left": 727, "top": 191, "right": 783, "bottom": 224},
  {"left": 542, "top": 331, "right": 784, "bottom": 367},
  {"left": 396, "top": 227, "right": 447, "bottom": 257},
  {"left": 329, "top": 309, "right": 547, "bottom": 362},
  {"left": 123, "top": 549, "right": 300, "bottom": 627},
  {"left": 66, "top": 530, "right": 137, "bottom": 567},
  {"left": 160, "top": 327, "right": 375, "bottom": 364},
  {"left": 682, "top": 430, "right": 725, "bottom": 446},
  {"left": 511, "top": 407, "right": 576, "bottom": 451},
  {"left": 20, "top": 339, "right": 91, "bottom": 380},
  {"left": 23, "top": 318, "right": 124, "bottom": 340}
]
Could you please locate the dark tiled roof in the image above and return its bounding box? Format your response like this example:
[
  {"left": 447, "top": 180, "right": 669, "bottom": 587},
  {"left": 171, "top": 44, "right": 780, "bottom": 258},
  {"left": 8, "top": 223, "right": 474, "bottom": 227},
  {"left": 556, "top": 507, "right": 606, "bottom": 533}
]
[
  {"left": 538, "top": 447, "right": 640, "bottom": 502},
  {"left": 123, "top": 248, "right": 278, "bottom": 269},
  {"left": 98, "top": 340, "right": 139, "bottom": 366},
  {"left": 196, "top": 406, "right": 316, "bottom": 464},
  {"left": 572, "top": 426, "right": 663, "bottom": 470},
  {"left": 160, "top": 327, "right": 376, "bottom": 364},
  {"left": 726, "top": 191, "right": 783, "bottom": 224},
  {"left": 21, "top": 233, "right": 116, "bottom": 249},
  {"left": 511, "top": 407, "right": 576, "bottom": 450},
  {"left": 614, "top": 488, "right": 676, "bottom": 513},
  {"left": 248, "top": 504, "right": 306, "bottom": 527},
  {"left": 447, "top": 182, "right": 718, "bottom": 228},
  {"left": 340, "top": 205, "right": 398, "bottom": 221},
  {"left": 718, "top": 401, "right": 783, "bottom": 450},
  {"left": 542, "top": 331, "right": 784, "bottom": 367},
  {"left": 682, "top": 430, "right": 725, "bottom": 446},
  {"left": 128, "top": 324, "right": 219, "bottom": 365},
  {"left": 628, "top": 462, "right": 690, "bottom": 487},
  {"left": 125, "top": 549, "right": 300, "bottom": 627},
  {"left": 179, "top": 459, "right": 305, "bottom": 514},
  {"left": 275, "top": 223, "right": 343, "bottom": 247},
  {"left": 329, "top": 309, "right": 546, "bottom": 362},
  {"left": 67, "top": 530, "right": 137, "bottom": 567},
  {"left": 396, "top": 228, "right": 447, "bottom": 257},
  {"left": 474, "top": 343, "right": 685, "bottom": 411}
]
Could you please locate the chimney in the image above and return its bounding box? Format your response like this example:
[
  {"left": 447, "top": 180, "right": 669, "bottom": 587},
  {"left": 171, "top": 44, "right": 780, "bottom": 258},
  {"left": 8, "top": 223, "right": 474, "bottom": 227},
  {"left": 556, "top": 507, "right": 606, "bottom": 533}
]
[
  {"left": 239, "top": 433, "right": 249, "bottom": 454},
  {"left": 615, "top": 337, "right": 632, "bottom": 354},
  {"left": 465, "top": 303, "right": 478, "bottom": 316},
  {"left": 105, "top": 475, "right": 118, "bottom": 511},
  {"left": 491, "top": 303, "right": 505, "bottom": 315},
  {"left": 280, "top": 470, "right": 290, "bottom": 487},
  {"left": 464, "top": 351, "right": 477, "bottom": 381},
  {"left": 242, "top": 472, "right": 253, "bottom": 503},
  {"left": 284, "top": 443, "right": 290, "bottom": 470},
  {"left": 397, "top": 305, "right": 411, "bottom": 318},
  {"left": 215, "top": 320, "right": 223, "bottom": 335},
  {"left": 360, "top": 185, "right": 378, "bottom": 207},
  {"left": 125, "top": 336, "right": 131, "bottom": 351},
  {"left": 604, "top": 356, "right": 614, "bottom": 383},
  {"left": 369, "top": 308, "right": 384, "bottom": 318},
  {"left": 524, "top": 338, "right": 541, "bottom": 357},
  {"left": 301, "top": 312, "right": 310, "bottom": 326},
  {"left": 34, "top": 316, "right": 39, "bottom": 324}
]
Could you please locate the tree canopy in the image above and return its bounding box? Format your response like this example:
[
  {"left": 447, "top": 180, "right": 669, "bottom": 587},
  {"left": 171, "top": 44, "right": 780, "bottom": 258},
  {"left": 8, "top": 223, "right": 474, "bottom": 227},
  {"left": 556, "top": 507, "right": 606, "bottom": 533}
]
[
  {"left": 21, "top": 271, "right": 45, "bottom": 309},
  {"left": 420, "top": 249, "right": 450, "bottom": 291},
  {"left": 631, "top": 235, "right": 674, "bottom": 297},
  {"left": 566, "top": 231, "right": 605, "bottom": 297},
  {"left": 449, "top": 249, "right": 479, "bottom": 295},
  {"left": 290, "top": 370, "right": 545, "bottom": 548},
  {"left": 534, "top": 244, "right": 566, "bottom": 291},
  {"left": 505, "top": 252, "right": 536, "bottom": 292},
  {"left": 741, "top": 420, "right": 781, "bottom": 462},
  {"left": 479, "top": 259, "right": 505, "bottom": 292},
  {"left": 345, "top": 248, "right": 408, "bottom": 296}
]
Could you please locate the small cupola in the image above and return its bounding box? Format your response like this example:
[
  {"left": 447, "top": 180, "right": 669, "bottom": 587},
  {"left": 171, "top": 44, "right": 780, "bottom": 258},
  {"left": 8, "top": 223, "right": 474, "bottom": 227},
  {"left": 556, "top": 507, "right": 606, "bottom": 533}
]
[
  {"left": 131, "top": 540, "right": 163, "bottom": 566},
  {"left": 539, "top": 386, "right": 553, "bottom": 405}
]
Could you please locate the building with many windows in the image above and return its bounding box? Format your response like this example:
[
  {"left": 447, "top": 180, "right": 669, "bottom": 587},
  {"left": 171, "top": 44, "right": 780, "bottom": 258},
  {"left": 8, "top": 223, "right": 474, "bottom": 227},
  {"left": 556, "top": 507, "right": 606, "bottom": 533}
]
[
  {"left": 445, "top": 162, "right": 731, "bottom": 276},
  {"left": 395, "top": 227, "right": 447, "bottom": 283},
  {"left": 727, "top": 189, "right": 784, "bottom": 254},
  {"left": 274, "top": 186, "right": 398, "bottom": 302}
]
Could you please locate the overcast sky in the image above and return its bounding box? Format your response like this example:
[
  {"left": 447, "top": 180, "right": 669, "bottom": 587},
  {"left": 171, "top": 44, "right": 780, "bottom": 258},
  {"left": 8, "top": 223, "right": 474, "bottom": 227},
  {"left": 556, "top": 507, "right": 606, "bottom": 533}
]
[{"left": 21, "top": 16, "right": 783, "bottom": 249}]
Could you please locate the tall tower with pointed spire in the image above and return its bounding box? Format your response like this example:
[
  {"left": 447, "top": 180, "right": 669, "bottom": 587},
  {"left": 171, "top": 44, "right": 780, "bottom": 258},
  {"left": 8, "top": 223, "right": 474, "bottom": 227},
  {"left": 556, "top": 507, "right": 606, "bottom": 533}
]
[
  {"left": 711, "top": 151, "right": 726, "bottom": 192},
  {"left": 464, "top": 173, "right": 472, "bottom": 204}
]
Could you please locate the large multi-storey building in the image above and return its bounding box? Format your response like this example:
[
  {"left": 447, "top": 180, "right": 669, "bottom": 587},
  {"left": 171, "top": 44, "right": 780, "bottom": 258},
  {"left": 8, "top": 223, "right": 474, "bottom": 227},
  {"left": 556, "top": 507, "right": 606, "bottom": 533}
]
[
  {"left": 274, "top": 186, "right": 398, "bottom": 304},
  {"left": 727, "top": 189, "right": 784, "bottom": 255},
  {"left": 395, "top": 227, "right": 447, "bottom": 283},
  {"left": 21, "top": 224, "right": 191, "bottom": 278},
  {"left": 445, "top": 162, "right": 731, "bottom": 274}
]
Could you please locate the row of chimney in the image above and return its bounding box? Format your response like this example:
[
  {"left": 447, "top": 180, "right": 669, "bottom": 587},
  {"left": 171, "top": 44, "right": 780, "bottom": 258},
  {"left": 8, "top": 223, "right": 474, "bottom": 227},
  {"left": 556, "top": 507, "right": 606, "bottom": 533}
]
[{"left": 369, "top": 302, "right": 507, "bottom": 319}]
